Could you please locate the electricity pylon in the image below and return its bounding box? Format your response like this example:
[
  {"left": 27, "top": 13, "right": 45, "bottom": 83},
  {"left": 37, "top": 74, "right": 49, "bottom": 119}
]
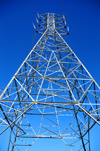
[{"left": 0, "top": 13, "right": 100, "bottom": 151}]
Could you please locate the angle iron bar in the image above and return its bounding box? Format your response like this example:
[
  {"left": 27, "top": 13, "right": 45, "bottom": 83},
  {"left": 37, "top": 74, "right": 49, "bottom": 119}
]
[
  {"left": 0, "top": 102, "right": 36, "bottom": 135},
  {"left": 26, "top": 60, "right": 80, "bottom": 64}
]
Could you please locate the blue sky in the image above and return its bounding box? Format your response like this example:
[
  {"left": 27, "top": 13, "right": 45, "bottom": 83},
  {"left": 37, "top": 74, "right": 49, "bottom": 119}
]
[{"left": 0, "top": 0, "right": 100, "bottom": 150}]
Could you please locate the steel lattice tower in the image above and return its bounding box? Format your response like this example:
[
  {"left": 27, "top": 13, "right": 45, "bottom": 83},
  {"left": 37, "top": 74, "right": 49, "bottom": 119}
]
[{"left": 0, "top": 13, "right": 100, "bottom": 151}]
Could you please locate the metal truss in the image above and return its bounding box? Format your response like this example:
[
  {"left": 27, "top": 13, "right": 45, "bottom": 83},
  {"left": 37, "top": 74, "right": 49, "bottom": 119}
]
[{"left": 0, "top": 13, "right": 100, "bottom": 151}]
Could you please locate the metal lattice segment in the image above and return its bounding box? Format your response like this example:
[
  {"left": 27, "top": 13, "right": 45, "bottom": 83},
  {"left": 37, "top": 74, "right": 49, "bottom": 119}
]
[
  {"left": 0, "top": 13, "right": 100, "bottom": 151},
  {"left": 37, "top": 13, "right": 69, "bottom": 35}
]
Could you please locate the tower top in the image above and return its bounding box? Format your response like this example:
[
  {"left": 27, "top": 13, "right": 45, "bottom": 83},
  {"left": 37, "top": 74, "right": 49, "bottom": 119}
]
[{"left": 36, "top": 13, "right": 69, "bottom": 35}]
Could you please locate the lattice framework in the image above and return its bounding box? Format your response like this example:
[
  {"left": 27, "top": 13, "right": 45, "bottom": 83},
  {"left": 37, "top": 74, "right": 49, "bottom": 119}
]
[{"left": 0, "top": 13, "right": 100, "bottom": 151}]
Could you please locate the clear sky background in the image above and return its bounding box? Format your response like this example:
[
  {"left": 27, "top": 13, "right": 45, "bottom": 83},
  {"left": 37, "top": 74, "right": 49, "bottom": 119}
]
[{"left": 0, "top": 0, "right": 100, "bottom": 150}]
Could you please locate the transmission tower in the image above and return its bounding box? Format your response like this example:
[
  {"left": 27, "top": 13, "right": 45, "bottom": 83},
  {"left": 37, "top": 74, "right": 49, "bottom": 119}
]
[{"left": 0, "top": 13, "right": 100, "bottom": 151}]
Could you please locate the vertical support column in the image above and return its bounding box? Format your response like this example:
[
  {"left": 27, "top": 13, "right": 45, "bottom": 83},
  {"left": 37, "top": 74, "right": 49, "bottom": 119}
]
[{"left": 47, "top": 13, "right": 55, "bottom": 30}]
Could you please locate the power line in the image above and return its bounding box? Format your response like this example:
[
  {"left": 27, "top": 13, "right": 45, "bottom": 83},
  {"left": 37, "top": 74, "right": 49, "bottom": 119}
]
[
  {"left": 23, "top": 0, "right": 36, "bottom": 29},
  {"left": 23, "top": 0, "right": 40, "bottom": 50},
  {"left": 29, "top": 0, "right": 39, "bottom": 24},
  {"left": 32, "top": 0, "right": 39, "bottom": 18}
]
